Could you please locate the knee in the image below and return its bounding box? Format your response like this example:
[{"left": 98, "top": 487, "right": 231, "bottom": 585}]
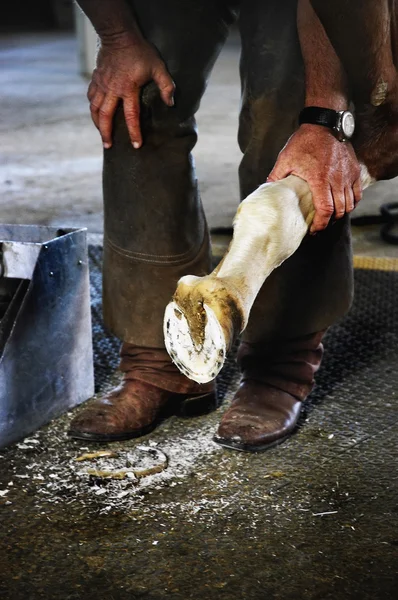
[{"left": 111, "top": 83, "right": 198, "bottom": 150}]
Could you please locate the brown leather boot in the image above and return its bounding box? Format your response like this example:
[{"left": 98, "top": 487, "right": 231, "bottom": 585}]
[
  {"left": 68, "top": 343, "right": 217, "bottom": 442},
  {"left": 214, "top": 331, "right": 325, "bottom": 452}
]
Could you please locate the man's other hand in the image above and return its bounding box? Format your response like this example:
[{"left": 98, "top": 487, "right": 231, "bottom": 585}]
[
  {"left": 87, "top": 34, "right": 175, "bottom": 149},
  {"left": 268, "top": 124, "right": 362, "bottom": 233}
]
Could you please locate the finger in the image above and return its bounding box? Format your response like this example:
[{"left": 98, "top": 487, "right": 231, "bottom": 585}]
[
  {"left": 98, "top": 94, "right": 119, "bottom": 148},
  {"left": 353, "top": 178, "right": 362, "bottom": 205},
  {"left": 153, "top": 69, "right": 176, "bottom": 107},
  {"left": 267, "top": 161, "right": 292, "bottom": 183},
  {"left": 266, "top": 166, "right": 280, "bottom": 183},
  {"left": 310, "top": 186, "right": 334, "bottom": 233},
  {"left": 89, "top": 90, "right": 105, "bottom": 130},
  {"left": 123, "top": 91, "right": 142, "bottom": 148},
  {"left": 266, "top": 165, "right": 278, "bottom": 182},
  {"left": 345, "top": 187, "right": 355, "bottom": 214},
  {"left": 87, "top": 80, "right": 97, "bottom": 102},
  {"left": 332, "top": 186, "right": 346, "bottom": 220}
]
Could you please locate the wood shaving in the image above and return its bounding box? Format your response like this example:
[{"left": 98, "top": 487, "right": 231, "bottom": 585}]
[{"left": 263, "top": 471, "right": 285, "bottom": 479}]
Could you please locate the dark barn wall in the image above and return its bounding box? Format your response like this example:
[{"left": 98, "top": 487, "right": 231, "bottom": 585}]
[{"left": 2, "top": 0, "right": 74, "bottom": 31}]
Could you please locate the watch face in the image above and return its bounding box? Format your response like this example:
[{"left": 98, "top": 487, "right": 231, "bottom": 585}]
[{"left": 341, "top": 111, "right": 355, "bottom": 138}]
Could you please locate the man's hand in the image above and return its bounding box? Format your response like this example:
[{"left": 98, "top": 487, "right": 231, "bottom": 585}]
[
  {"left": 268, "top": 124, "right": 362, "bottom": 233},
  {"left": 88, "top": 34, "right": 175, "bottom": 149}
]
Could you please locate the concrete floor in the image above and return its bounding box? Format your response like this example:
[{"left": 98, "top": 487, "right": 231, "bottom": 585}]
[{"left": 1, "top": 30, "right": 397, "bottom": 256}]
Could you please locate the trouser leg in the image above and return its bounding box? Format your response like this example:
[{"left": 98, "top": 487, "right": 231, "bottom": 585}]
[
  {"left": 216, "top": 0, "right": 353, "bottom": 452},
  {"left": 237, "top": 0, "right": 353, "bottom": 346},
  {"left": 68, "top": 1, "right": 240, "bottom": 441},
  {"left": 102, "top": 0, "right": 238, "bottom": 348}
]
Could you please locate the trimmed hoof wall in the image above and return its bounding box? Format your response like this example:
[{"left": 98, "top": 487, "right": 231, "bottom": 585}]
[{"left": 164, "top": 301, "right": 226, "bottom": 384}]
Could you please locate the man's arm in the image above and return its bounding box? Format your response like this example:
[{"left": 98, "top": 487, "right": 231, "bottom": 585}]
[
  {"left": 76, "top": 0, "right": 142, "bottom": 43},
  {"left": 310, "top": 0, "right": 398, "bottom": 181},
  {"left": 75, "top": 0, "right": 175, "bottom": 148},
  {"left": 268, "top": 0, "right": 361, "bottom": 233},
  {"left": 298, "top": 0, "right": 348, "bottom": 113},
  {"left": 310, "top": 0, "right": 397, "bottom": 106}
]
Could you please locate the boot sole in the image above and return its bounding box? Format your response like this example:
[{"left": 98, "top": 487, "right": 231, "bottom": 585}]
[
  {"left": 212, "top": 433, "right": 290, "bottom": 453},
  {"left": 67, "top": 391, "right": 219, "bottom": 443}
]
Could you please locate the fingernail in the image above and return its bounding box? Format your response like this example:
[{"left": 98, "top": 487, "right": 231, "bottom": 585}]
[
  {"left": 169, "top": 97, "right": 174, "bottom": 107},
  {"left": 103, "top": 142, "right": 111, "bottom": 149},
  {"left": 133, "top": 142, "right": 140, "bottom": 149}
]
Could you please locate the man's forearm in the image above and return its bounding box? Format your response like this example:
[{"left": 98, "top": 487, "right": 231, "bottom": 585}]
[
  {"left": 75, "top": 0, "right": 142, "bottom": 44},
  {"left": 298, "top": 0, "right": 348, "bottom": 111},
  {"left": 310, "top": 0, "right": 397, "bottom": 105}
]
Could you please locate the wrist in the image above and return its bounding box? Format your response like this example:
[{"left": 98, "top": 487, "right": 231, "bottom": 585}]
[
  {"left": 299, "top": 106, "right": 356, "bottom": 141},
  {"left": 299, "top": 122, "right": 341, "bottom": 141},
  {"left": 305, "top": 93, "right": 349, "bottom": 112},
  {"left": 100, "top": 28, "right": 143, "bottom": 49}
]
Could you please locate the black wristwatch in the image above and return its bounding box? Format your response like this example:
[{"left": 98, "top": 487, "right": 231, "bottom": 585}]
[{"left": 299, "top": 107, "right": 355, "bottom": 142}]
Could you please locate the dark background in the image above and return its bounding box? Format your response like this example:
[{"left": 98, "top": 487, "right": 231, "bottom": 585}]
[{"left": 2, "top": 0, "right": 74, "bottom": 31}]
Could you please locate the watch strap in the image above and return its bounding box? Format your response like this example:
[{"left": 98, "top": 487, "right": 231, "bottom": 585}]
[{"left": 298, "top": 107, "right": 338, "bottom": 130}]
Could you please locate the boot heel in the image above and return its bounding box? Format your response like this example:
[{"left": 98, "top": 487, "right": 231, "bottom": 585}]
[{"left": 178, "top": 392, "right": 219, "bottom": 418}]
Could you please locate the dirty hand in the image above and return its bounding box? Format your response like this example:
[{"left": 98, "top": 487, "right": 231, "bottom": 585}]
[
  {"left": 87, "top": 34, "right": 175, "bottom": 149},
  {"left": 268, "top": 124, "right": 362, "bottom": 233}
]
